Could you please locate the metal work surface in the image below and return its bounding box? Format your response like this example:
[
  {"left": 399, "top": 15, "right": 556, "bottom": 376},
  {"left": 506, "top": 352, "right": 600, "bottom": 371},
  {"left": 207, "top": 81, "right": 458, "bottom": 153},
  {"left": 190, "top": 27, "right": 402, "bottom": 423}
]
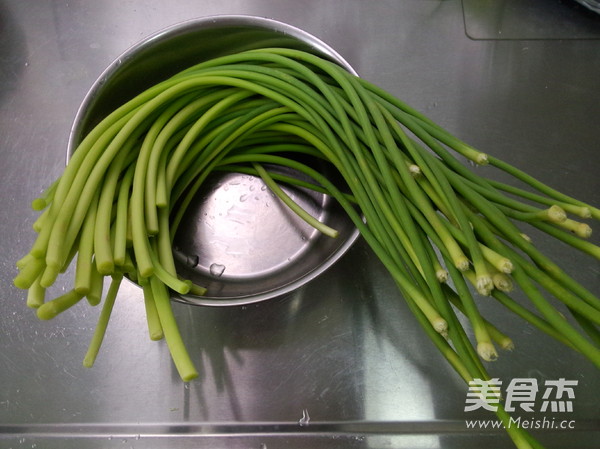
[{"left": 1, "top": 1, "right": 599, "bottom": 448}]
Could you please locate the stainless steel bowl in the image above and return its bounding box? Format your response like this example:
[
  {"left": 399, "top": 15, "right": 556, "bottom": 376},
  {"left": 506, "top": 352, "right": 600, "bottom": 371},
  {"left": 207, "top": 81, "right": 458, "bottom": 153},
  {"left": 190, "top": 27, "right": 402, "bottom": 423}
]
[
  {"left": 67, "top": 15, "right": 360, "bottom": 306},
  {"left": 574, "top": 0, "right": 600, "bottom": 13}
]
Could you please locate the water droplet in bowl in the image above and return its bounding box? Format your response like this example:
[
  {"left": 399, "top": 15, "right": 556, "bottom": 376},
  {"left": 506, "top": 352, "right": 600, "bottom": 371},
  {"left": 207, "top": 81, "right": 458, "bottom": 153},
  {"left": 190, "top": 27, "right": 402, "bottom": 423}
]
[
  {"left": 298, "top": 409, "right": 310, "bottom": 426},
  {"left": 209, "top": 263, "right": 226, "bottom": 277}
]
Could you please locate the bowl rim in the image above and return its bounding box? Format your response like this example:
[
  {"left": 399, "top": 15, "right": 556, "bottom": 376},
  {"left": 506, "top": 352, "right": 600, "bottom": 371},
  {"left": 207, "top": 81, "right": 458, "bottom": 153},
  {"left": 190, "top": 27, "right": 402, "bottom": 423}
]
[
  {"left": 67, "top": 14, "right": 358, "bottom": 158},
  {"left": 66, "top": 15, "right": 361, "bottom": 306}
]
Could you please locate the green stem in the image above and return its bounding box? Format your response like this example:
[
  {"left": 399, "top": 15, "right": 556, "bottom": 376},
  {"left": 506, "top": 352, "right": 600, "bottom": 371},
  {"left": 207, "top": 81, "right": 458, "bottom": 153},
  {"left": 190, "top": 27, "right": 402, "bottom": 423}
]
[
  {"left": 36, "top": 289, "right": 84, "bottom": 320},
  {"left": 83, "top": 274, "right": 123, "bottom": 367},
  {"left": 150, "top": 275, "right": 198, "bottom": 381},
  {"left": 252, "top": 162, "right": 339, "bottom": 238}
]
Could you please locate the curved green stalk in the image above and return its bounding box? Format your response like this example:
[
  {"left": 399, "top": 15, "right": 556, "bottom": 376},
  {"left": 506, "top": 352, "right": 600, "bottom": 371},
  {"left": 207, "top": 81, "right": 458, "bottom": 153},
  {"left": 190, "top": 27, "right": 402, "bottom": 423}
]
[{"left": 83, "top": 274, "right": 123, "bottom": 367}]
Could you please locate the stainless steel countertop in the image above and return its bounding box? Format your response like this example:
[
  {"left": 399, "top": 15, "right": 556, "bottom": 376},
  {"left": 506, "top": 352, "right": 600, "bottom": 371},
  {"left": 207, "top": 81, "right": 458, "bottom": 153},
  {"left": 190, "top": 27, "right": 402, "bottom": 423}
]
[{"left": 1, "top": 1, "right": 599, "bottom": 448}]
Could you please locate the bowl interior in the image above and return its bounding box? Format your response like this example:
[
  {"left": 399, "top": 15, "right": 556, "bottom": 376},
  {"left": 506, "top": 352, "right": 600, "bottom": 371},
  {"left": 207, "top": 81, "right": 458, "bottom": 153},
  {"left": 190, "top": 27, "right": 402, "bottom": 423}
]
[{"left": 68, "top": 16, "right": 360, "bottom": 305}]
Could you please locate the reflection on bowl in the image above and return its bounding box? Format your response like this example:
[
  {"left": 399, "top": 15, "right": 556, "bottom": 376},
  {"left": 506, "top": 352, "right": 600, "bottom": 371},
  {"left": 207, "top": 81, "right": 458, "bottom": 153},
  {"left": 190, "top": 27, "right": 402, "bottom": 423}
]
[
  {"left": 574, "top": 0, "right": 600, "bottom": 13},
  {"left": 68, "top": 15, "right": 360, "bottom": 306}
]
